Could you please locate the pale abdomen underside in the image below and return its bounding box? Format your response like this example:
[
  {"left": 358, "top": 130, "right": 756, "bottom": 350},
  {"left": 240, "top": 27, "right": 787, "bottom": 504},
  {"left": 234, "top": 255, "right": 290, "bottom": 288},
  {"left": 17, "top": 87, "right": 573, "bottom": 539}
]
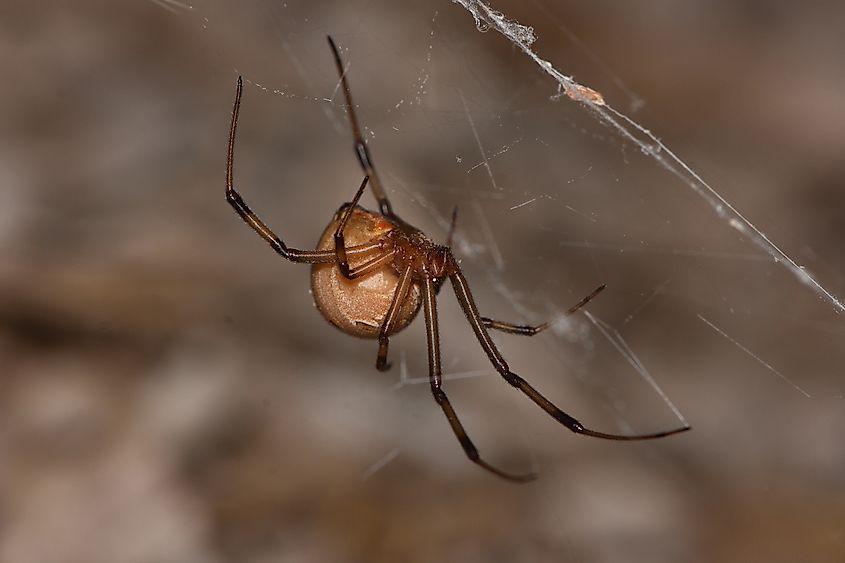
[{"left": 310, "top": 207, "right": 422, "bottom": 338}]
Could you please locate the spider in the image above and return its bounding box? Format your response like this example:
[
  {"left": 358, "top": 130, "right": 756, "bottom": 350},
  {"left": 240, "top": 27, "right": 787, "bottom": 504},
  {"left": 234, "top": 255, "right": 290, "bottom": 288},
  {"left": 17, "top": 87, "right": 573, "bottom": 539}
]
[{"left": 224, "top": 36, "right": 690, "bottom": 482}]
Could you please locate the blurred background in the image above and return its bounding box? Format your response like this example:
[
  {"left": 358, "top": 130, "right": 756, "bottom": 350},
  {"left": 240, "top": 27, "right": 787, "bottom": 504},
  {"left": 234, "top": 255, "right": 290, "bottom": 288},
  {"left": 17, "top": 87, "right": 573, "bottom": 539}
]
[{"left": 1, "top": 1, "right": 844, "bottom": 562}]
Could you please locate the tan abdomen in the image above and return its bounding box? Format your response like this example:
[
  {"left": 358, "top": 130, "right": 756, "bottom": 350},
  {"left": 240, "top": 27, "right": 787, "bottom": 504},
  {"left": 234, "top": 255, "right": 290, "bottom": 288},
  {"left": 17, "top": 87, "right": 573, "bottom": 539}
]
[{"left": 310, "top": 207, "right": 421, "bottom": 338}]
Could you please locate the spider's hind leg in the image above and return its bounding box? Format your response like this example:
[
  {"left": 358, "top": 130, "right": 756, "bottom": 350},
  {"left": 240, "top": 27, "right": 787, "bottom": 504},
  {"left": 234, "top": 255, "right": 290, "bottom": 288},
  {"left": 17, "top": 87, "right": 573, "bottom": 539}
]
[
  {"left": 446, "top": 256, "right": 689, "bottom": 441},
  {"left": 422, "top": 277, "right": 536, "bottom": 482},
  {"left": 374, "top": 266, "right": 414, "bottom": 371}
]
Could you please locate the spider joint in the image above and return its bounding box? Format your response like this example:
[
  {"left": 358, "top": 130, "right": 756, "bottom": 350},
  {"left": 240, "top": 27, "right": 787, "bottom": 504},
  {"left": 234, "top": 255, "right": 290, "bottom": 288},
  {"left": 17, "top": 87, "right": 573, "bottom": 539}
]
[{"left": 503, "top": 371, "right": 524, "bottom": 388}]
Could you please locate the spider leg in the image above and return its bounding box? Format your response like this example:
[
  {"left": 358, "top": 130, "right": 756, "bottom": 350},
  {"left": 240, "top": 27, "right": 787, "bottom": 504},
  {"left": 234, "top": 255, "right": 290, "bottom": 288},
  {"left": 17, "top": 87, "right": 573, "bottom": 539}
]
[
  {"left": 334, "top": 176, "right": 376, "bottom": 279},
  {"left": 481, "top": 318, "right": 550, "bottom": 336},
  {"left": 446, "top": 256, "right": 690, "bottom": 441},
  {"left": 344, "top": 250, "right": 397, "bottom": 280},
  {"left": 481, "top": 284, "right": 607, "bottom": 337},
  {"left": 375, "top": 266, "right": 414, "bottom": 371},
  {"left": 227, "top": 77, "right": 380, "bottom": 263},
  {"left": 327, "top": 36, "right": 394, "bottom": 217},
  {"left": 422, "top": 277, "right": 536, "bottom": 482}
]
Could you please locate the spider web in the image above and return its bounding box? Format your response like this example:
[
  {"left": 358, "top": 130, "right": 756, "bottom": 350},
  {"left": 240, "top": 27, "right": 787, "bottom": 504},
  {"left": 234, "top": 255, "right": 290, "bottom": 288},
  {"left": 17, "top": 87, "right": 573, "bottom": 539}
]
[
  {"left": 165, "top": 0, "right": 845, "bottom": 446},
  {"left": 142, "top": 0, "right": 845, "bottom": 557},
  {"left": 452, "top": 0, "right": 843, "bottom": 313}
]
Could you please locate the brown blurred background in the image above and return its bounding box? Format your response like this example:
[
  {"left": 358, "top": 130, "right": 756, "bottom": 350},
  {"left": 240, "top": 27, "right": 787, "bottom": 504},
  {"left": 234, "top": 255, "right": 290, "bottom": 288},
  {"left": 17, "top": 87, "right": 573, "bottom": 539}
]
[{"left": 1, "top": 1, "right": 844, "bottom": 562}]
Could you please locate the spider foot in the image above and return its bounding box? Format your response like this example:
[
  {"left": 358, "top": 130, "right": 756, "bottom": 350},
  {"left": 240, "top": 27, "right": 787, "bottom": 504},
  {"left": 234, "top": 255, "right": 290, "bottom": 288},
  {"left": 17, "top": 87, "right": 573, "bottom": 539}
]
[
  {"left": 507, "top": 370, "right": 690, "bottom": 441},
  {"left": 578, "top": 424, "right": 691, "bottom": 441},
  {"left": 476, "top": 459, "right": 537, "bottom": 483},
  {"left": 376, "top": 338, "right": 392, "bottom": 371}
]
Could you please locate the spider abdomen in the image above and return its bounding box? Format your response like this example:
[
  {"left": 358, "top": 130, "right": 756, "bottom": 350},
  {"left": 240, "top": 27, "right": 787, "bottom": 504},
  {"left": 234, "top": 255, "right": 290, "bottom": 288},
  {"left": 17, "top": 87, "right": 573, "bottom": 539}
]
[{"left": 310, "top": 206, "right": 422, "bottom": 338}]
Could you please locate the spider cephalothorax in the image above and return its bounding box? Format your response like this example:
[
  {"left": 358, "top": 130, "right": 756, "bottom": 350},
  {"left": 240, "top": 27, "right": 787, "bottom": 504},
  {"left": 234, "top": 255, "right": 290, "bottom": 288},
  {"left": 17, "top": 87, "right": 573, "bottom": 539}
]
[{"left": 224, "top": 36, "right": 690, "bottom": 482}]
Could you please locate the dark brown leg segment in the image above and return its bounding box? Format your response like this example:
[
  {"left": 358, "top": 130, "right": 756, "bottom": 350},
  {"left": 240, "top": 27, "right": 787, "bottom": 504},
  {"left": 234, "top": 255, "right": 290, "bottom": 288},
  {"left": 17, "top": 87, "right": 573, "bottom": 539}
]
[
  {"left": 482, "top": 284, "right": 607, "bottom": 336},
  {"left": 227, "top": 77, "right": 374, "bottom": 264},
  {"left": 375, "top": 267, "right": 414, "bottom": 371},
  {"left": 446, "top": 256, "right": 689, "bottom": 441},
  {"left": 327, "top": 36, "right": 393, "bottom": 217},
  {"left": 423, "top": 277, "right": 536, "bottom": 482},
  {"left": 334, "top": 176, "right": 377, "bottom": 279}
]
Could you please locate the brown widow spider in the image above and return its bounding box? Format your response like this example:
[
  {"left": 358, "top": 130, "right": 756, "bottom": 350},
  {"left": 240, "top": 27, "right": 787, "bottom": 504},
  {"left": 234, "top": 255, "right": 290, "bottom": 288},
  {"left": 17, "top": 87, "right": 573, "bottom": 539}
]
[{"left": 224, "top": 36, "right": 690, "bottom": 482}]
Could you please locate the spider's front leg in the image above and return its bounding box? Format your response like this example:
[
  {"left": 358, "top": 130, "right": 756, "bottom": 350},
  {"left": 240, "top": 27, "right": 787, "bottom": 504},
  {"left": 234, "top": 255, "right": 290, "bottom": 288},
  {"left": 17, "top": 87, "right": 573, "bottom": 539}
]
[
  {"left": 227, "top": 77, "right": 382, "bottom": 265},
  {"left": 327, "top": 36, "right": 394, "bottom": 217},
  {"left": 226, "top": 77, "right": 344, "bottom": 264},
  {"left": 333, "top": 176, "right": 375, "bottom": 278},
  {"left": 318, "top": 175, "right": 400, "bottom": 281}
]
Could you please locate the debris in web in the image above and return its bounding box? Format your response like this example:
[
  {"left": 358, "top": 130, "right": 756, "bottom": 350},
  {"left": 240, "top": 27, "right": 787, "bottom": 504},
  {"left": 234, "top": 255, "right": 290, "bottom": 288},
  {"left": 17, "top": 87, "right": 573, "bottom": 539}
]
[
  {"left": 361, "top": 448, "right": 400, "bottom": 481},
  {"left": 459, "top": 90, "right": 502, "bottom": 192},
  {"left": 698, "top": 314, "right": 811, "bottom": 398},
  {"left": 532, "top": 0, "right": 644, "bottom": 111},
  {"left": 147, "top": 0, "right": 193, "bottom": 14},
  {"left": 467, "top": 138, "right": 523, "bottom": 175},
  {"left": 618, "top": 279, "right": 672, "bottom": 329},
  {"left": 451, "top": 0, "right": 845, "bottom": 314},
  {"left": 509, "top": 197, "right": 538, "bottom": 211},
  {"left": 391, "top": 11, "right": 439, "bottom": 111},
  {"left": 562, "top": 203, "right": 597, "bottom": 224}
]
